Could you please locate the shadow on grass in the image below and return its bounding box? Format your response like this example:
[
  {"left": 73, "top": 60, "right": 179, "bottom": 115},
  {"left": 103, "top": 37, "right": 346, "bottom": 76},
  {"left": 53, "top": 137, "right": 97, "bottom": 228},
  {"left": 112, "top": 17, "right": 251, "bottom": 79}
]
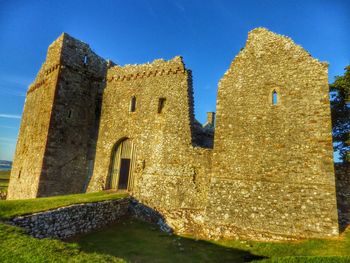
[{"left": 71, "top": 219, "right": 266, "bottom": 263}]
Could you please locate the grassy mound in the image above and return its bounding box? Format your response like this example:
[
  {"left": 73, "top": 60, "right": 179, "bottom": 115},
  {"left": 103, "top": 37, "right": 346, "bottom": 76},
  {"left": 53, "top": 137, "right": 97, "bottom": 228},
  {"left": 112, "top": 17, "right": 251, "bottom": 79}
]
[
  {"left": 0, "top": 223, "right": 125, "bottom": 263},
  {"left": 0, "top": 191, "right": 128, "bottom": 220},
  {"left": 73, "top": 220, "right": 262, "bottom": 263},
  {"left": 0, "top": 170, "right": 10, "bottom": 193}
]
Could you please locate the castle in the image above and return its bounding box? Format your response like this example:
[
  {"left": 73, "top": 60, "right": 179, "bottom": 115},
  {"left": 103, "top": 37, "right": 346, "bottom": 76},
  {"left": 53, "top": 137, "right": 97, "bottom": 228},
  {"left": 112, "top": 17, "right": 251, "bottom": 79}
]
[{"left": 7, "top": 28, "right": 342, "bottom": 240}]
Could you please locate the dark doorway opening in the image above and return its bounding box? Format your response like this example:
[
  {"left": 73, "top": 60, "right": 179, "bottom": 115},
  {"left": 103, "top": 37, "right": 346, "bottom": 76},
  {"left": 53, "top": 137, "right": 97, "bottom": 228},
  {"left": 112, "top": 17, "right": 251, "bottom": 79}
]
[
  {"left": 109, "top": 138, "right": 134, "bottom": 191},
  {"left": 118, "top": 158, "right": 131, "bottom": 189}
]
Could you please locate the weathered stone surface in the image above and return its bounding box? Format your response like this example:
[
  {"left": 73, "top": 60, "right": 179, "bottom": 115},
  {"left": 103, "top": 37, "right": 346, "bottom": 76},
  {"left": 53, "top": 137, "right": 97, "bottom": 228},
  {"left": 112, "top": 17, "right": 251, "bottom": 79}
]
[
  {"left": 207, "top": 28, "right": 338, "bottom": 239},
  {"left": 7, "top": 28, "right": 341, "bottom": 241},
  {"left": 8, "top": 33, "right": 107, "bottom": 199},
  {"left": 9, "top": 197, "right": 172, "bottom": 239},
  {"left": 9, "top": 198, "right": 130, "bottom": 239}
]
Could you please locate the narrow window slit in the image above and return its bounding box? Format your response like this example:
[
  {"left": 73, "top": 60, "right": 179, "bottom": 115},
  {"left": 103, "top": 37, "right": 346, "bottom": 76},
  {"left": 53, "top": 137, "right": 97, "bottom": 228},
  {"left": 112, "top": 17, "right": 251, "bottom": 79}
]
[
  {"left": 83, "top": 55, "right": 88, "bottom": 66},
  {"left": 272, "top": 90, "right": 278, "bottom": 105},
  {"left": 158, "top": 98, "right": 166, "bottom": 113},
  {"left": 130, "top": 96, "right": 136, "bottom": 112}
]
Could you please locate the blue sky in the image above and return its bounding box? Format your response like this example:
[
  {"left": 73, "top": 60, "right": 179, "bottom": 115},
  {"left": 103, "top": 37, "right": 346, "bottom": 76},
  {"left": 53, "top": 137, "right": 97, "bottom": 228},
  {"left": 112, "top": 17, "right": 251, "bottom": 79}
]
[{"left": 0, "top": 0, "right": 349, "bottom": 161}]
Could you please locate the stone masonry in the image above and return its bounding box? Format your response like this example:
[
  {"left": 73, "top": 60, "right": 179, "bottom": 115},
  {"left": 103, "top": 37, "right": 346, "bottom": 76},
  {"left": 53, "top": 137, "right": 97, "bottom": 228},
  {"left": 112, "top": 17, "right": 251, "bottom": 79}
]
[
  {"left": 7, "top": 28, "right": 341, "bottom": 241},
  {"left": 9, "top": 197, "right": 171, "bottom": 240},
  {"left": 10, "top": 198, "right": 130, "bottom": 239}
]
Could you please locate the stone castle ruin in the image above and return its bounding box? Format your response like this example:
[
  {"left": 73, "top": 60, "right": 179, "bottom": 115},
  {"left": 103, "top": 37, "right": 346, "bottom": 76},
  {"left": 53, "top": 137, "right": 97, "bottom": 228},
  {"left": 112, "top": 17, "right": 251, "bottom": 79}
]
[{"left": 7, "top": 28, "right": 342, "bottom": 240}]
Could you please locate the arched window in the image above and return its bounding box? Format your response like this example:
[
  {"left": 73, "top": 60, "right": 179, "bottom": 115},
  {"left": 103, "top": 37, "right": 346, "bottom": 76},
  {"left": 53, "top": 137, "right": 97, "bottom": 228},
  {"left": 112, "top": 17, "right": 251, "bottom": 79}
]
[
  {"left": 272, "top": 90, "right": 278, "bottom": 105},
  {"left": 130, "top": 96, "right": 136, "bottom": 112}
]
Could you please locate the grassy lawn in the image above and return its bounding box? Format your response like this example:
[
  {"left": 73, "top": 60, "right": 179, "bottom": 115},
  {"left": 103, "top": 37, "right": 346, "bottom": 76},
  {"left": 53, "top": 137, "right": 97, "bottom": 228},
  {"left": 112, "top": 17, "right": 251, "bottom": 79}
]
[
  {"left": 0, "top": 170, "right": 10, "bottom": 179},
  {"left": 0, "top": 191, "right": 129, "bottom": 262},
  {"left": 0, "top": 223, "right": 125, "bottom": 263},
  {"left": 216, "top": 230, "right": 350, "bottom": 262},
  {"left": 73, "top": 219, "right": 262, "bottom": 263},
  {"left": 73, "top": 220, "right": 350, "bottom": 263},
  {"left": 0, "top": 170, "right": 10, "bottom": 191},
  {"left": 0, "top": 191, "right": 128, "bottom": 220},
  {"left": 0, "top": 191, "right": 349, "bottom": 262}
]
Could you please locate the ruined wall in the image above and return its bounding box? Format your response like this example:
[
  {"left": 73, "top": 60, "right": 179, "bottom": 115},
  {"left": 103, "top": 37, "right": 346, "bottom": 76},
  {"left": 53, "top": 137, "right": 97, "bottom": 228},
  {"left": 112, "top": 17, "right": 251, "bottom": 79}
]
[
  {"left": 206, "top": 28, "right": 338, "bottom": 240},
  {"left": 87, "top": 58, "right": 212, "bottom": 233},
  {"left": 7, "top": 37, "right": 63, "bottom": 199},
  {"left": 8, "top": 34, "right": 107, "bottom": 199},
  {"left": 8, "top": 29, "right": 343, "bottom": 241},
  {"left": 37, "top": 34, "right": 107, "bottom": 197}
]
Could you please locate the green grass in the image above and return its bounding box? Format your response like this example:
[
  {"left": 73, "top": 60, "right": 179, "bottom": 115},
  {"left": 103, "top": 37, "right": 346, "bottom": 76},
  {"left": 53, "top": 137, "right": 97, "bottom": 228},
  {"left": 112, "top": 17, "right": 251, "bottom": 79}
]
[
  {"left": 1, "top": 217, "right": 349, "bottom": 263},
  {"left": 0, "top": 181, "right": 8, "bottom": 188},
  {"left": 215, "top": 233, "right": 350, "bottom": 258},
  {"left": 257, "top": 257, "right": 350, "bottom": 263},
  {"left": 215, "top": 230, "right": 350, "bottom": 262},
  {"left": 0, "top": 223, "right": 126, "bottom": 263},
  {"left": 73, "top": 219, "right": 262, "bottom": 263},
  {"left": 72, "top": 220, "right": 350, "bottom": 263},
  {"left": 0, "top": 191, "right": 350, "bottom": 262},
  {"left": 0, "top": 170, "right": 11, "bottom": 178},
  {"left": 0, "top": 191, "right": 128, "bottom": 220}
]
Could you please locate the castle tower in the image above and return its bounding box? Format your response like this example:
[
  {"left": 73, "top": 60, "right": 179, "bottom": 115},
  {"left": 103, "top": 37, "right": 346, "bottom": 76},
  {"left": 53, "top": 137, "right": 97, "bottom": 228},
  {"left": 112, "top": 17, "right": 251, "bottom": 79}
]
[
  {"left": 7, "top": 33, "right": 107, "bottom": 199},
  {"left": 206, "top": 28, "right": 339, "bottom": 239}
]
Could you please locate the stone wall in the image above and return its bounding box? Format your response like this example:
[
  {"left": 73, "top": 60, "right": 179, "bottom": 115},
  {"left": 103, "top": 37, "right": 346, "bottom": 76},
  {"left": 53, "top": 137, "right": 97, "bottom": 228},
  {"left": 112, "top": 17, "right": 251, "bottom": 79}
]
[
  {"left": 9, "top": 197, "right": 172, "bottom": 239},
  {"left": 8, "top": 28, "right": 343, "bottom": 241},
  {"left": 7, "top": 36, "right": 63, "bottom": 199},
  {"left": 8, "top": 34, "right": 108, "bottom": 199},
  {"left": 10, "top": 198, "right": 130, "bottom": 239},
  {"left": 207, "top": 28, "right": 338, "bottom": 239},
  {"left": 335, "top": 164, "right": 350, "bottom": 231},
  {"left": 37, "top": 34, "right": 107, "bottom": 197},
  {"left": 87, "top": 57, "right": 212, "bottom": 232}
]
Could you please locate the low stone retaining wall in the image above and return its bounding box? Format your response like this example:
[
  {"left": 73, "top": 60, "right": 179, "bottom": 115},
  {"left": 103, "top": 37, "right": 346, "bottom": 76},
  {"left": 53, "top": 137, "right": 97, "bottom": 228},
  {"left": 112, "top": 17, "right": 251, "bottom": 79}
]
[
  {"left": 9, "top": 198, "right": 130, "bottom": 239},
  {"left": 128, "top": 198, "right": 172, "bottom": 233},
  {"left": 8, "top": 197, "right": 172, "bottom": 239}
]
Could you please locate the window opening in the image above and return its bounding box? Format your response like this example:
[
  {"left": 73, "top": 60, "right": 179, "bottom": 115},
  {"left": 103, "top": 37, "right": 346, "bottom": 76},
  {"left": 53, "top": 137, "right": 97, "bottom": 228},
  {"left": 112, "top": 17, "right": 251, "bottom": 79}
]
[
  {"left": 158, "top": 98, "right": 166, "bottom": 113},
  {"left": 272, "top": 90, "right": 278, "bottom": 105},
  {"left": 83, "top": 55, "right": 88, "bottom": 65},
  {"left": 130, "top": 96, "right": 136, "bottom": 112},
  {"left": 68, "top": 109, "right": 72, "bottom": 118}
]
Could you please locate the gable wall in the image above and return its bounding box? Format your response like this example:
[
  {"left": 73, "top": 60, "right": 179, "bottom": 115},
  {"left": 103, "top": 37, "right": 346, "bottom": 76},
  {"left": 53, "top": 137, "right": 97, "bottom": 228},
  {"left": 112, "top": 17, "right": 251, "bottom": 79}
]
[{"left": 205, "top": 28, "right": 338, "bottom": 239}]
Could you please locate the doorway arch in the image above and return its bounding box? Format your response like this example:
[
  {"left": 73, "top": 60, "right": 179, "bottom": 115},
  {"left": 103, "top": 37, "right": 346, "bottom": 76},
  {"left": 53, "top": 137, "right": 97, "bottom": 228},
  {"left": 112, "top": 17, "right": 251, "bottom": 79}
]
[{"left": 109, "top": 138, "right": 134, "bottom": 190}]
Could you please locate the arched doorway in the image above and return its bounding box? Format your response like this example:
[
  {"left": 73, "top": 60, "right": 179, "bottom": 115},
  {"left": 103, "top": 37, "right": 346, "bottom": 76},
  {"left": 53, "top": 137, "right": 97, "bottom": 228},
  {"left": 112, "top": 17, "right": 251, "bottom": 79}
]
[{"left": 109, "top": 138, "right": 134, "bottom": 190}]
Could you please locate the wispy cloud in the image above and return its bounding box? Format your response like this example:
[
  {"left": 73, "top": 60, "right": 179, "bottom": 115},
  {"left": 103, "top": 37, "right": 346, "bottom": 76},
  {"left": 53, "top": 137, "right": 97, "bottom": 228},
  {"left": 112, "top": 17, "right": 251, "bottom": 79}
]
[
  {"left": 0, "top": 87, "right": 26, "bottom": 97},
  {"left": 0, "top": 137, "right": 17, "bottom": 142},
  {"left": 173, "top": 1, "right": 185, "bottom": 12},
  {"left": 0, "top": 125, "right": 17, "bottom": 129},
  {"left": 0, "top": 74, "right": 31, "bottom": 97},
  {"left": 0, "top": 74, "right": 32, "bottom": 87},
  {"left": 0, "top": 114, "right": 21, "bottom": 119},
  {"left": 0, "top": 142, "right": 14, "bottom": 146}
]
